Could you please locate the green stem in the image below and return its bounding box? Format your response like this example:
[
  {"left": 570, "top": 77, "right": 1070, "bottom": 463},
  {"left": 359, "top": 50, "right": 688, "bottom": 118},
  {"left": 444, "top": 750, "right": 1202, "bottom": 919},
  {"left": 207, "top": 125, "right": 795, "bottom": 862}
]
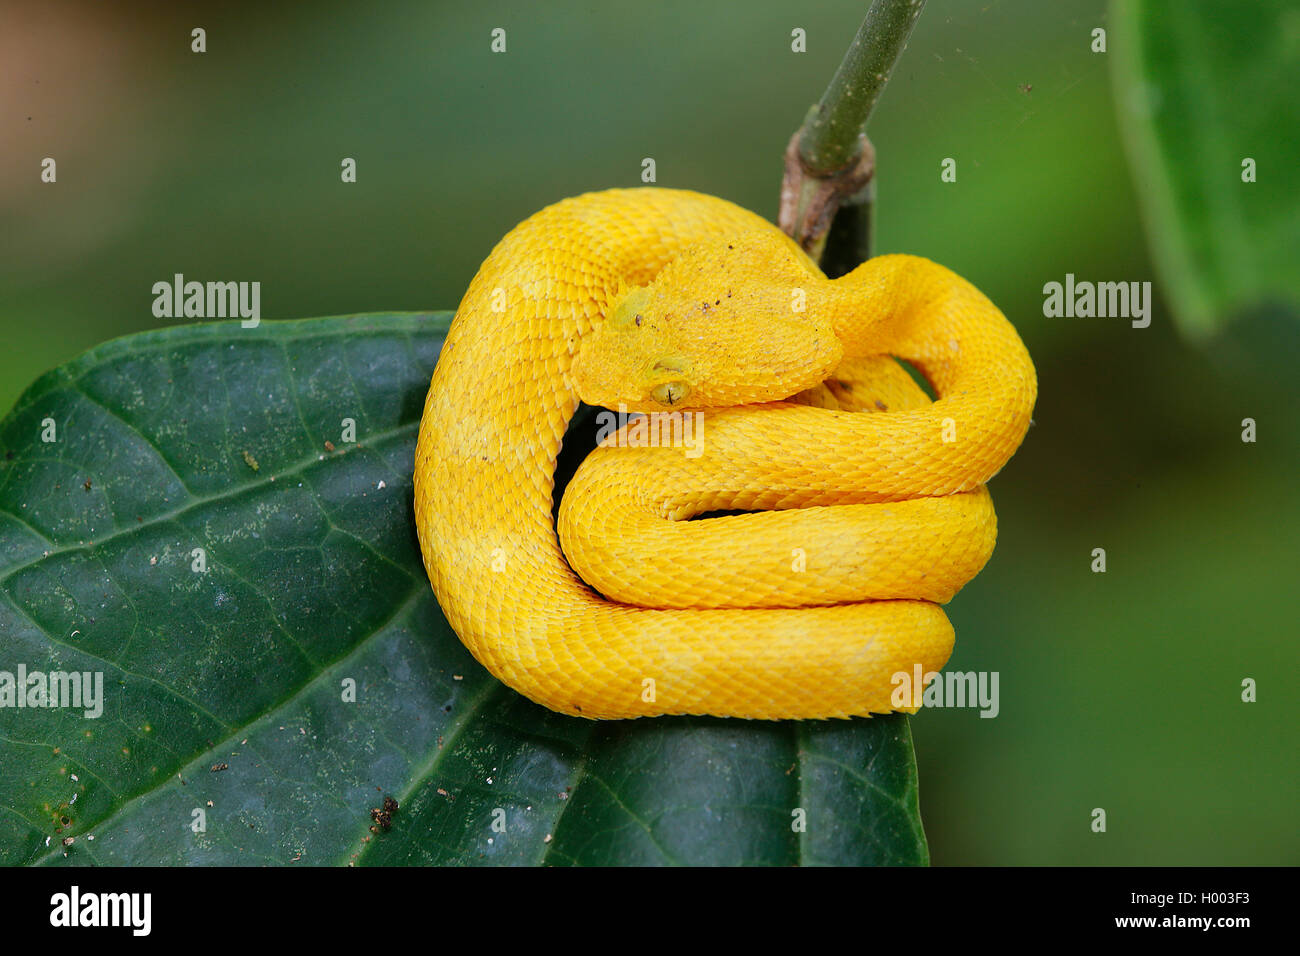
[
  {"left": 779, "top": 0, "right": 926, "bottom": 262},
  {"left": 800, "top": 0, "right": 926, "bottom": 176}
]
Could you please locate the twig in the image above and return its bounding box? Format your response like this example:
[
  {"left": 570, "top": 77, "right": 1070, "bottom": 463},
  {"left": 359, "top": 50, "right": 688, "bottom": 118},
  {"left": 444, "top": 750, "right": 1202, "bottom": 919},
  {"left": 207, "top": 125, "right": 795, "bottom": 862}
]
[{"left": 779, "top": 0, "right": 926, "bottom": 263}]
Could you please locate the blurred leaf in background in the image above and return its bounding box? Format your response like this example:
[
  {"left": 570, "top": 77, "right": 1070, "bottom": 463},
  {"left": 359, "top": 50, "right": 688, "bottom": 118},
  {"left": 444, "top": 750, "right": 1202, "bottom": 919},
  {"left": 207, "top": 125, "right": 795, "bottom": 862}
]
[{"left": 1111, "top": 0, "right": 1300, "bottom": 338}]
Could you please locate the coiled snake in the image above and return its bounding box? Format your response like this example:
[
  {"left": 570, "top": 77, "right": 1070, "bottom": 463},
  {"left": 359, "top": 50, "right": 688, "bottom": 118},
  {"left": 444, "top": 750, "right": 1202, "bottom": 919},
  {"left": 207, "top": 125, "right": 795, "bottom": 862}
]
[{"left": 414, "top": 188, "right": 1036, "bottom": 719}]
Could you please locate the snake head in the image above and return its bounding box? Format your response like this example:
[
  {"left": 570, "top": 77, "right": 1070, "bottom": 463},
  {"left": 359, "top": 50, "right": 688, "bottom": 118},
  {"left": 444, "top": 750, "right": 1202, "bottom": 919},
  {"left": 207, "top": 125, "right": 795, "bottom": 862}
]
[{"left": 572, "top": 240, "right": 843, "bottom": 412}]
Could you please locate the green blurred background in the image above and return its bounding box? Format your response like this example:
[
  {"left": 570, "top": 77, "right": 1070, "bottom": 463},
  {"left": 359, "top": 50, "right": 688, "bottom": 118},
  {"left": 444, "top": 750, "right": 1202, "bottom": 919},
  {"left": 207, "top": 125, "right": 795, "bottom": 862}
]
[{"left": 3, "top": 0, "right": 1295, "bottom": 864}]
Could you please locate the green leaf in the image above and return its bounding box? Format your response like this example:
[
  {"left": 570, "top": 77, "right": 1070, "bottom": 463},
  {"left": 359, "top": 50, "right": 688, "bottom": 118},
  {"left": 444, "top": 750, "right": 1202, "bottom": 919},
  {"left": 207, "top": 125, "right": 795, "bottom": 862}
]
[
  {"left": 0, "top": 314, "right": 927, "bottom": 866},
  {"left": 1111, "top": 0, "right": 1300, "bottom": 337}
]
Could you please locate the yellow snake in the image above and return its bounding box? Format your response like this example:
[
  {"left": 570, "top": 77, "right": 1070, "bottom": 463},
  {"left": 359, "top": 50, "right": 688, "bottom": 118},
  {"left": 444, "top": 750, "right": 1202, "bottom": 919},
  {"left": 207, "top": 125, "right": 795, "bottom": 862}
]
[{"left": 414, "top": 188, "right": 1035, "bottom": 720}]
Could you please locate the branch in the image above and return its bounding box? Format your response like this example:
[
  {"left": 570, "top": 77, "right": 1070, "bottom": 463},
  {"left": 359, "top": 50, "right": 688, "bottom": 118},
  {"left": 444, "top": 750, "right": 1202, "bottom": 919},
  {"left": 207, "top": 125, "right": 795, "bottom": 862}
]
[{"left": 779, "top": 0, "right": 926, "bottom": 263}]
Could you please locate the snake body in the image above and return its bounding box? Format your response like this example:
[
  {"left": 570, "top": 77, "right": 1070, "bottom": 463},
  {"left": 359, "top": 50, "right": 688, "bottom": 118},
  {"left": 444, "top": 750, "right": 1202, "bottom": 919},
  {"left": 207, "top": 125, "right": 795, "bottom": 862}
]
[{"left": 414, "top": 188, "right": 1035, "bottom": 719}]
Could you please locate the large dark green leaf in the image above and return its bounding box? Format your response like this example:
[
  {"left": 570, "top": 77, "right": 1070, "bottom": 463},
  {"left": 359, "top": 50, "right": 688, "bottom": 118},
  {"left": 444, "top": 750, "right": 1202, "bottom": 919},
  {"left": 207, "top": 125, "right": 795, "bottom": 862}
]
[
  {"left": 1111, "top": 0, "right": 1300, "bottom": 337},
  {"left": 0, "top": 314, "right": 927, "bottom": 866}
]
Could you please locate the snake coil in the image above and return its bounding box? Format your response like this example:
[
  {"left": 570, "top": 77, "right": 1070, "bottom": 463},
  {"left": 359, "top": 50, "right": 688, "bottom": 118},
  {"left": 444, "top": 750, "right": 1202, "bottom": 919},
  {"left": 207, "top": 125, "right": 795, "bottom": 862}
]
[{"left": 415, "top": 188, "right": 1036, "bottom": 719}]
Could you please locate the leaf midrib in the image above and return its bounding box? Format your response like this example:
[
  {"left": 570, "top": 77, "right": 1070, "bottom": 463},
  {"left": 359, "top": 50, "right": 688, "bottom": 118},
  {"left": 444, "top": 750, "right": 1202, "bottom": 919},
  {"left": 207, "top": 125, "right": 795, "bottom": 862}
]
[
  {"left": 29, "top": 585, "right": 428, "bottom": 866},
  {"left": 0, "top": 420, "right": 418, "bottom": 589}
]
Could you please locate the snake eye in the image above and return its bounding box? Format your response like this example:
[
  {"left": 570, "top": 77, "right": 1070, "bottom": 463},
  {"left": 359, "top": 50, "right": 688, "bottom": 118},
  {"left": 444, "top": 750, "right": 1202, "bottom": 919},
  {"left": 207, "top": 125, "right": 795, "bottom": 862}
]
[{"left": 652, "top": 381, "right": 689, "bottom": 406}]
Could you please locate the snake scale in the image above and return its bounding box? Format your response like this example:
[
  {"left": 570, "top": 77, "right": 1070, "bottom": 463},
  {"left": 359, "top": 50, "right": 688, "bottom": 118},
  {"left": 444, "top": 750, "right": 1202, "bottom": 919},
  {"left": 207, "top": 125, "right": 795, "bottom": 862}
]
[{"left": 414, "top": 188, "right": 1036, "bottom": 719}]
